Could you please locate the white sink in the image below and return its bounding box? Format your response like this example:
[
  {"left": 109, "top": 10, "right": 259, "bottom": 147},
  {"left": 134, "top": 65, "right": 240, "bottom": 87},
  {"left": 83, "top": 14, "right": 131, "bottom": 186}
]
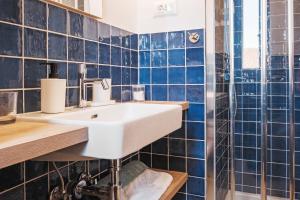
[{"left": 17, "top": 103, "right": 182, "bottom": 161}]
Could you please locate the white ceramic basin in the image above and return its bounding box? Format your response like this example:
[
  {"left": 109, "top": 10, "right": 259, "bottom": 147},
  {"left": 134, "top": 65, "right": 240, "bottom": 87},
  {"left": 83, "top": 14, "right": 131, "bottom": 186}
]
[{"left": 17, "top": 103, "right": 182, "bottom": 160}]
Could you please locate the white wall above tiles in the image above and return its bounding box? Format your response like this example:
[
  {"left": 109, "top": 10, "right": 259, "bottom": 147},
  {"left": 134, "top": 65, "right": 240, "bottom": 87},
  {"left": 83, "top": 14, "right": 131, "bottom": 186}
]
[{"left": 99, "top": 0, "right": 205, "bottom": 34}]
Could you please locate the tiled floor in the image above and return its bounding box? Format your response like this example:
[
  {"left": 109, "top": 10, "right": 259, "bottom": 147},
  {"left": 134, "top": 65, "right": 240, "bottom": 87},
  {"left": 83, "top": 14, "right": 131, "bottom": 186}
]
[{"left": 225, "top": 191, "right": 288, "bottom": 200}]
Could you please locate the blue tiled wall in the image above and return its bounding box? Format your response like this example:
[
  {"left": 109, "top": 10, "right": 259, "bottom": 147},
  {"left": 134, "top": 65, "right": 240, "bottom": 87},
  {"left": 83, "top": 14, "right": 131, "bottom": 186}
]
[
  {"left": 139, "top": 29, "right": 206, "bottom": 200},
  {"left": 0, "top": 0, "right": 138, "bottom": 199}
]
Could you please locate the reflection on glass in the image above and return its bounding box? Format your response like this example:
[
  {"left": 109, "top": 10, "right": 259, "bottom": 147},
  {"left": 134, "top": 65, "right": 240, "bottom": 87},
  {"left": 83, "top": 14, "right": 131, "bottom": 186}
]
[{"left": 242, "top": 0, "right": 260, "bottom": 69}]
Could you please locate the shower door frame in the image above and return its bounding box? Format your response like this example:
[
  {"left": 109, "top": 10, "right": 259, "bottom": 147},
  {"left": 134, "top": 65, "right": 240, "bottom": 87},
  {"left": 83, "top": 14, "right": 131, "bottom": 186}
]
[{"left": 226, "top": 0, "right": 296, "bottom": 199}]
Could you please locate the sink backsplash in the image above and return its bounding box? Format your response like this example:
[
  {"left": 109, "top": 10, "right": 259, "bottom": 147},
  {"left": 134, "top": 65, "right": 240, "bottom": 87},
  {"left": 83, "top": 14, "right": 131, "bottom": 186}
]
[
  {"left": 0, "top": 0, "right": 138, "bottom": 199},
  {"left": 0, "top": 0, "right": 138, "bottom": 114}
]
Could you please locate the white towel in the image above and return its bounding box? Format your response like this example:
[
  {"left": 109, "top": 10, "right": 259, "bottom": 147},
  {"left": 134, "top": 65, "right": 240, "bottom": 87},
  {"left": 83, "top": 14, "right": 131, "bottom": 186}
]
[{"left": 124, "top": 169, "right": 173, "bottom": 200}]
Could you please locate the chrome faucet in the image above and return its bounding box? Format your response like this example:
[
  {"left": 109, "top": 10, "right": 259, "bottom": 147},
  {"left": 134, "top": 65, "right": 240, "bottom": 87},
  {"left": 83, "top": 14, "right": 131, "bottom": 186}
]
[{"left": 78, "top": 64, "right": 109, "bottom": 108}]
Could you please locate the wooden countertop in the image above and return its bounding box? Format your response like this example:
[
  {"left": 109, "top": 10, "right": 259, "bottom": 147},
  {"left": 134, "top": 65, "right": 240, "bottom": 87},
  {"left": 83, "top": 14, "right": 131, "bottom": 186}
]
[
  {"left": 141, "top": 101, "right": 189, "bottom": 111},
  {"left": 0, "top": 121, "right": 88, "bottom": 169}
]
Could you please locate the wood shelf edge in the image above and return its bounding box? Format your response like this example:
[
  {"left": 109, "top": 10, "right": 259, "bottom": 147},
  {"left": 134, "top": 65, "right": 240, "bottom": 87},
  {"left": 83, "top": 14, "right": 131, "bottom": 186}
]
[{"left": 153, "top": 169, "right": 188, "bottom": 200}]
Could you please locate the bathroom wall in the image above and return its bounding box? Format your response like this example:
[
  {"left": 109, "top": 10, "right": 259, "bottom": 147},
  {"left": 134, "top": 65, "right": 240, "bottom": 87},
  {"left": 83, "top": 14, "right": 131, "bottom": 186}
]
[
  {"left": 138, "top": 29, "right": 206, "bottom": 199},
  {"left": 0, "top": 0, "right": 138, "bottom": 199}
]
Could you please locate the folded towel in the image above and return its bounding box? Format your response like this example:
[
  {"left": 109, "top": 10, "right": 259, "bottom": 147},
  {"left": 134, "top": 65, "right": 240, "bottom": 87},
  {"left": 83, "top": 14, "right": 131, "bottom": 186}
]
[{"left": 124, "top": 169, "right": 173, "bottom": 200}]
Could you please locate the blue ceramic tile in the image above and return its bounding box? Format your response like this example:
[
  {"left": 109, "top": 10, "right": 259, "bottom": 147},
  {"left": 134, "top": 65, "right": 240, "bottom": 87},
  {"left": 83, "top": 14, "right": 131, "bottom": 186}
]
[
  {"left": 140, "top": 153, "right": 151, "bottom": 167},
  {"left": 152, "top": 85, "right": 167, "bottom": 101},
  {"left": 145, "top": 85, "right": 151, "bottom": 100},
  {"left": 86, "top": 65, "right": 98, "bottom": 78},
  {"left": 25, "top": 90, "right": 41, "bottom": 112},
  {"left": 121, "top": 86, "right": 131, "bottom": 102},
  {"left": 0, "top": 57, "right": 22, "bottom": 89},
  {"left": 151, "top": 32, "right": 167, "bottom": 49},
  {"left": 56, "top": 62, "right": 67, "bottom": 79},
  {"left": 169, "top": 138, "right": 186, "bottom": 157},
  {"left": 68, "top": 37, "right": 84, "bottom": 61},
  {"left": 83, "top": 16, "right": 98, "bottom": 41},
  {"left": 131, "top": 51, "right": 138, "bottom": 67},
  {"left": 98, "top": 22, "right": 111, "bottom": 44},
  {"left": 170, "top": 122, "right": 186, "bottom": 139},
  {"left": 169, "top": 85, "right": 185, "bottom": 101},
  {"left": 139, "top": 34, "right": 150, "bottom": 50},
  {"left": 25, "top": 175, "right": 48, "bottom": 200},
  {"left": 187, "top": 122, "right": 204, "bottom": 140},
  {"left": 68, "top": 63, "right": 79, "bottom": 86},
  {"left": 187, "top": 140, "right": 204, "bottom": 159},
  {"left": 48, "top": 5, "right": 66, "bottom": 33},
  {"left": 0, "top": 163, "right": 24, "bottom": 192},
  {"left": 187, "top": 67, "right": 204, "bottom": 84},
  {"left": 130, "top": 34, "right": 138, "bottom": 50},
  {"left": 168, "top": 49, "right": 185, "bottom": 66},
  {"left": 0, "top": 0, "right": 22, "bottom": 24},
  {"left": 186, "top": 29, "right": 204, "bottom": 47},
  {"left": 168, "top": 31, "right": 185, "bottom": 49},
  {"left": 24, "top": 0, "right": 46, "bottom": 29},
  {"left": 99, "top": 43, "right": 110, "bottom": 64},
  {"left": 67, "top": 88, "right": 78, "bottom": 106},
  {"left": 168, "top": 67, "right": 185, "bottom": 84},
  {"left": 186, "top": 48, "right": 204, "bottom": 66},
  {"left": 131, "top": 68, "right": 138, "bottom": 84},
  {"left": 122, "top": 49, "right": 131, "bottom": 66},
  {"left": 111, "top": 26, "right": 122, "bottom": 46},
  {"left": 25, "top": 161, "right": 48, "bottom": 181},
  {"left": 24, "top": 59, "right": 47, "bottom": 88},
  {"left": 111, "top": 66, "right": 121, "bottom": 85},
  {"left": 152, "top": 154, "right": 168, "bottom": 170},
  {"left": 99, "top": 66, "right": 110, "bottom": 78},
  {"left": 152, "top": 68, "right": 167, "bottom": 84},
  {"left": 68, "top": 11, "right": 83, "bottom": 37},
  {"left": 0, "top": 186, "right": 24, "bottom": 200},
  {"left": 48, "top": 33, "right": 67, "bottom": 60},
  {"left": 122, "top": 31, "right": 131, "bottom": 48},
  {"left": 24, "top": 28, "right": 46, "bottom": 58},
  {"left": 187, "top": 85, "right": 204, "bottom": 103},
  {"left": 187, "top": 104, "right": 204, "bottom": 121},
  {"left": 0, "top": 23, "right": 22, "bottom": 56},
  {"left": 173, "top": 193, "right": 187, "bottom": 200},
  {"left": 187, "top": 159, "right": 204, "bottom": 177},
  {"left": 152, "top": 138, "right": 168, "bottom": 154},
  {"left": 139, "top": 51, "right": 150, "bottom": 67},
  {"left": 112, "top": 86, "right": 121, "bottom": 101},
  {"left": 111, "top": 47, "right": 121, "bottom": 66},
  {"left": 122, "top": 67, "right": 131, "bottom": 85},
  {"left": 169, "top": 156, "right": 186, "bottom": 172},
  {"left": 151, "top": 50, "right": 167, "bottom": 67},
  {"left": 139, "top": 68, "right": 150, "bottom": 84},
  {"left": 85, "top": 40, "right": 98, "bottom": 63}
]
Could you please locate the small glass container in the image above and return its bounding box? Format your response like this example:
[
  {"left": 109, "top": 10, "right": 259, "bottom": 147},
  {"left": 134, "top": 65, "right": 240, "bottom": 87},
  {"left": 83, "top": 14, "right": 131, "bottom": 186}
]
[
  {"left": 132, "top": 85, "right": 145, "bottom": 102},
  {"left": 0, "top": 92, "right": 18, "bottom": 125}
]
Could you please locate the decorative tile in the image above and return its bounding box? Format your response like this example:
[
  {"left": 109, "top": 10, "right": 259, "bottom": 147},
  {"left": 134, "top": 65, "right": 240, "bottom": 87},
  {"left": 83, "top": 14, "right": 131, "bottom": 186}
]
[
  {"left": 24, "top": 28, "right": 46, "bottom": 58},
  {"left": 83, "top": 16, "right": 98, "bottom": 41},
  {"left": 99, "top": 43, "right": 110, "bottom": 64},
  {"left": 48, "top": 33, "right": 67, "bottom": 60},
  {"left": 48, "top": 5, "right": 67, "bottom": 34},
  {"left": 24, "top": 59, "right": 47, "bottom": 88},
  {"left": 0, "top": 0, "right": 22, "bottom": 24},
  {"left": 151, "top": 32, "right": 167, "bottom": 50},
  {"left": 0, "top": 57, "right": 22, "bottom": 89},
  {"left": 68, "top": 11, "right": 83, "bottom": 37},
  {"left": 139, "top": 34, "right": 150, "bottom": 50},
  {"left": 68, "top": 37, "right": 84, "bottom": 61},
  {"left": 186, "top": 29, "right": 204, "bottom": 47},
  {"left": 152, "top": 68, "right": 167, "bottom": 84},
  {"left": 85, "top": 40, "right": 98, "bottom": 63},
  {"left": 151, "top": 50, "right": 167, "bottom": 67},
  {"left": 111, "top": 46, "right": 121, "bottom": 66},
  {"left": 24, "top": 0, "right": 46, "bottom": 29},
  {"left": 168, "top": 49, "right": 185, "bottom": 66},
  {"left": 0, "top": 23, "right": 22, "bottom": 56}
]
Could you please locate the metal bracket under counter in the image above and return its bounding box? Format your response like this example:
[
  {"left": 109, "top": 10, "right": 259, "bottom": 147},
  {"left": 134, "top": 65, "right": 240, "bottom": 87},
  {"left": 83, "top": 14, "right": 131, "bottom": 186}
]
[{"left": 0, "top": 121, "right": 88, "bottom": 169}]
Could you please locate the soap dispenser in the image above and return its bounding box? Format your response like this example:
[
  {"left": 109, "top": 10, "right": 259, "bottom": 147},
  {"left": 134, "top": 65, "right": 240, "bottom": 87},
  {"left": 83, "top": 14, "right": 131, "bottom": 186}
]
[{"left": 40, "top": 63, "right": 66, "bottom": 114}]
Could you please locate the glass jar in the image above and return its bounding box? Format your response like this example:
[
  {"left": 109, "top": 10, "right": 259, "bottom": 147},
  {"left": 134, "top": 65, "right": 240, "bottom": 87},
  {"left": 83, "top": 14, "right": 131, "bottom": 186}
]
[
  {"left": 0, "top": 92, "right": 18, "bottom": 124},
  {"left": 132, "top": 85, "right": 145, "bottom": 102}
]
